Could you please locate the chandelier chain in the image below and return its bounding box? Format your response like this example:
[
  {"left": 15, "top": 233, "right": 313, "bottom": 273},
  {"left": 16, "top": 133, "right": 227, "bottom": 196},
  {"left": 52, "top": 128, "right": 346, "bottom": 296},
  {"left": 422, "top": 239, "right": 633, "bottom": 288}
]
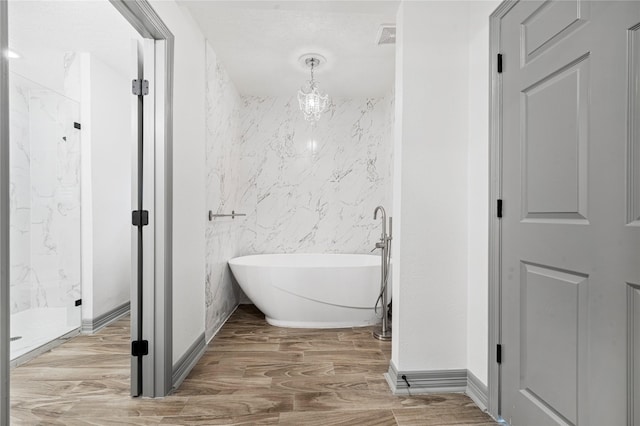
[{"left": 310, "top": 62, "right": 315, "bottom": 86}]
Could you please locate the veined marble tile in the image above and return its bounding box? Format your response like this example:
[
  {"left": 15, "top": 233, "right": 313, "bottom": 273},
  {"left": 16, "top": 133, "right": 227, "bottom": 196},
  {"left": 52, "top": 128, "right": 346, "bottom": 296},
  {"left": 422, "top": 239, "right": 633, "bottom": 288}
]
[
  {"left": 9, "top": 72, "right": 81, "bottom": 316},
  {"left": 10, "top": 75, "right": 33, "bottom": 314},
  {"left": 205, "top": 41, "right": 244, "bottom": 340},
  {"left": 28, "top": 87, "right": 81, "bottom": 310},
  {"left": 237, "top": 94, "right": 394, "bottom": 256}
]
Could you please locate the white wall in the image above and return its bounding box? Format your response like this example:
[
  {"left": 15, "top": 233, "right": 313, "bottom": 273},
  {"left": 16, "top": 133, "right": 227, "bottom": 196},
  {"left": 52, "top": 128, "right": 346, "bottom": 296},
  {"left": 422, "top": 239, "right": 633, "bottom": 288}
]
[
  {"left": 83, "top": 54, "right": 131, "bottom": 319},
  {"left": 392, "top": 1, "right": 470, "bottom": 372},
  {"left": 467, "top": 0, "right": 501, "bottom": 386},
  {"left": 393, "top": 0, "right": 500, "bottom": 388},
  {"left": 150, "top": 0, "right": 207, "bottom": 363}
]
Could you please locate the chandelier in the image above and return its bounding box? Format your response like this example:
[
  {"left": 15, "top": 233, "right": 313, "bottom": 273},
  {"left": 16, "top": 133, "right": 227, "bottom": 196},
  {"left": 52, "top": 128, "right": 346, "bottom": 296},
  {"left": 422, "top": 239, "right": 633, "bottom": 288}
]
[{"left": 297, "top": 56, "right": 329, "bottom": 121}]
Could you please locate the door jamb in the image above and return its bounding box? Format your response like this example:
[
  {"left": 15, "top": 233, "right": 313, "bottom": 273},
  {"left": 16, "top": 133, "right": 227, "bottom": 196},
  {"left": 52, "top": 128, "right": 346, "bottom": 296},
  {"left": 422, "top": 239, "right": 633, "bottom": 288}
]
[
  {"left": 1, "top": 0, "right": 10, "bottom": 422},
  {"left": 108, "top": 0, "right": 174, "bottom": 398},
  {"left": 488, "top": 0, "right": 519, "bottom": 421}
]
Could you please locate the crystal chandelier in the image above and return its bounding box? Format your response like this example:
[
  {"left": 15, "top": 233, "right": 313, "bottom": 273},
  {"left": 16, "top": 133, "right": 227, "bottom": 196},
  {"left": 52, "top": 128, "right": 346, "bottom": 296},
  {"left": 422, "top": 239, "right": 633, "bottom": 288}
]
[{"left": 298, "top": 56, "right": 329, "bottom": 121}]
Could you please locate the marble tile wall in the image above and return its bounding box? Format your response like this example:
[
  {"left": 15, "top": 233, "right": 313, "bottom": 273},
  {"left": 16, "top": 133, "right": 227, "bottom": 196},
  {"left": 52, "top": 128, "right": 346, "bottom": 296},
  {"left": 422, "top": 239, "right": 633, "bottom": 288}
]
[
  {"left": 9, "top": 71, "right": 81, "bottom": 315},
  {"left": 9, "top": 74, "right": 32, "bottom": 313},
  {"left": 204, "top": 42, "right": 243, "bottom": 340},
  {"left": 236, "top": 95, "right": 394, "bottom": 255}
]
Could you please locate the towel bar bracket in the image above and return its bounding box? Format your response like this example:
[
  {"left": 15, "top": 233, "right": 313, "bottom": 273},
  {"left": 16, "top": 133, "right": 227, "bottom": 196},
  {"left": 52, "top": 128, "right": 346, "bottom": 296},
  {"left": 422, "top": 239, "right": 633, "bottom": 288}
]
[{"left": 208, "top": 210, "right": 246, "bottom": 221}]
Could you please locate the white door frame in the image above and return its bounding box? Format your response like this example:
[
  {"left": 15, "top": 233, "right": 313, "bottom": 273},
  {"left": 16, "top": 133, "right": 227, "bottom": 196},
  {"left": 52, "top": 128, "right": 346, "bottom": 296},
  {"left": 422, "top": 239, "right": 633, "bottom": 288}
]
[
  {"left": 107, "top": 0, "right": 174, "bottom": 399},
  {"left": 110, "top": 0, "right": 174, "bottom": 397},
  {"left": 488, "top": 0, "right": 518, "bottom": 421},
  {"left": 0, "top": 1, "right": 174, "bottom": 421},
  {"left": 0, "top": 0, "right": 10, "bottom": 422}
]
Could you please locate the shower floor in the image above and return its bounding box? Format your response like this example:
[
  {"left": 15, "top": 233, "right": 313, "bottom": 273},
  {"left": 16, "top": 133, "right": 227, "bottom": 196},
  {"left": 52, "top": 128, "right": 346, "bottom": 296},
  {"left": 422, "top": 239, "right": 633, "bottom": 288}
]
[{"left": 10, "top": 307, "right": 79, "bottom": 364}]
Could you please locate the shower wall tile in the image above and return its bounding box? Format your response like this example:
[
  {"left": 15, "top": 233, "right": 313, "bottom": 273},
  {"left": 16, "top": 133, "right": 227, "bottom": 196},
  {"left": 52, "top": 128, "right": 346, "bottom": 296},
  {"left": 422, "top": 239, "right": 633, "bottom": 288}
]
[
  {"left": 9, "top": 75, "right": 32, "bottom": 314},
  {"left": 204, "top": 42, "right": 243, "bottom": 341},
  {"left": 29, "top": 88, "right": 81, "bottom": 309},
  {"left": 237, "top": 95, "right": 394, "bottom": 255},
  {"left": 9, "top": 70, "right": 81, "bottom": 315},
  {"left": 63, "top": 52, "right": 81, "bottom": 103}
]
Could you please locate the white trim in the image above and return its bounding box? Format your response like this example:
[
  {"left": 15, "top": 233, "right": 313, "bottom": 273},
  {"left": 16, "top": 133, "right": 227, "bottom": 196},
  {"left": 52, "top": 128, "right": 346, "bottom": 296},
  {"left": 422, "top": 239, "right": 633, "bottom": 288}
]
[
  {"left": 385, "top": 362, "right": 490, "bottom": 415},
  {"left": 129, "top": 36, "right": 143, "bottom": 398},
  {"left": 488, "top": 0, "right": 519, "bottom": 421},
  {"left": 628, "top": 283, "right": 640, "bottom": 426},
  {"left": 141, "top": 36, "right": 157, "bottom": 398},
  {"left": 173, "top": 305, "right": 238, "bottom": 389},
  {"left": 385, "top": 361, "right": 468, "bottom": 394},
  {"left": 628, "top": 24, "right": 640, "bottom": 226},
  {"left": 467, "top": 369, "right": 489, "bottom": 412},
  {"left": 206, "top": 305, "right": 239, "bottom": 345},
  {"left": 171, "top": 332, "right": 205, "bottom": 390},
  {"left": 81, "top": 303, "right": 130, "bottom": 334},
  {"left": 0, "top": 0, "right": 10, "bottom": 422}
]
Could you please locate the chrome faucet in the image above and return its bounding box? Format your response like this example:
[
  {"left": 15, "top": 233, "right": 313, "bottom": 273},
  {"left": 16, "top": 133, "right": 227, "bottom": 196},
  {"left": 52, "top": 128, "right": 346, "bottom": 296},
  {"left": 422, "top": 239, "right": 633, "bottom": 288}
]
[
  {"left": 374, "top": 206, "right": 387, "bottom": 248},
  {"left": 373, "top": 205, "right": 392, "bottom": 341}
]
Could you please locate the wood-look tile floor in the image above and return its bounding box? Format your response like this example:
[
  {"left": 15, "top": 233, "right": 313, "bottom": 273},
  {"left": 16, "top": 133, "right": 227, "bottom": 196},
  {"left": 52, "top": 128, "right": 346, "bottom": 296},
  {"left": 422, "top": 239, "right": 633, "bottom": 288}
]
[{"left": 10, "top": 305, "right": 497, "bottom": 425}]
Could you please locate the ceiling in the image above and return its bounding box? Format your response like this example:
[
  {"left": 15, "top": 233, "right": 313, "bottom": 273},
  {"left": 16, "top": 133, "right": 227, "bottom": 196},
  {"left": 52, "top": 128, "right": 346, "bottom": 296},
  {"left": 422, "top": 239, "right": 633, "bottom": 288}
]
[
  {"left": 180, "top": 1, "right": 399, "bottom": 98},
  {"left": 7, "top": 1, "right": 397, "bottom": 99},
  {"left": 8, "top": 1, "right": 140, "bottom": 83}
]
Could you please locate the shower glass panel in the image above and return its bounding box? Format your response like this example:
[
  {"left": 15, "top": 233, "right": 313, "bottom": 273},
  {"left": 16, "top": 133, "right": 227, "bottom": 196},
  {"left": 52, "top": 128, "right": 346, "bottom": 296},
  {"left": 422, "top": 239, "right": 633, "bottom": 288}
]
[{"left": 9, "top": 72, "right": 81, "bottom": 362}]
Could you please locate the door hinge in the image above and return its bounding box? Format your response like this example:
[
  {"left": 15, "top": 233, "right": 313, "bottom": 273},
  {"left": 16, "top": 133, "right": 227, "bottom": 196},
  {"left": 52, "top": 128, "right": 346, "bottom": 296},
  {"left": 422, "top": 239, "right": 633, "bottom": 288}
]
[
  {"left": 497, "top": 344, "right": 502, "bottom": 364},
  {"left": 131, "top": 340, "right": 149, "bottom": 357},
  {"left": 132, "top": 79, "right": 149, "bottom": 96},
  {"left": 497, "top": 199, "right": 503, "bottom": 218},
  {"left": 132, "top": 210, "right": 149, "bottom": 227},
  {"left": 497, "top": 53, "right": 503, "bottom": 73}
]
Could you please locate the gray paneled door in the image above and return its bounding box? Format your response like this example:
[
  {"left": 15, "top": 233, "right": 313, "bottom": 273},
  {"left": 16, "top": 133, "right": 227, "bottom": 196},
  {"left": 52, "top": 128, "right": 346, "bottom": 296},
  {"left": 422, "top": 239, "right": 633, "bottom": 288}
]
[{"left": 500, "top": 1, "right": 640, "bottom": 425}]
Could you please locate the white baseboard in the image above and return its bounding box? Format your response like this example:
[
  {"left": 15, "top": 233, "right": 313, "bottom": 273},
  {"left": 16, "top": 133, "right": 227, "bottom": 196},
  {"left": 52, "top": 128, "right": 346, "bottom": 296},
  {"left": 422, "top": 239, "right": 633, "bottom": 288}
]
[
  {"left": 466, "top": 369, "right": 489, "bottom": 411},
  {"left": 172, "top": 304, "right": 240, "bottom": 391},
  {"left": 385, "top": 361, "right": 489, "bottom": 413},
  {"left": 172, "top": 332, "right": 206, "bottom": 390},
  {"left": 81, "top": 302, "right": 130, "bottom": 334}
]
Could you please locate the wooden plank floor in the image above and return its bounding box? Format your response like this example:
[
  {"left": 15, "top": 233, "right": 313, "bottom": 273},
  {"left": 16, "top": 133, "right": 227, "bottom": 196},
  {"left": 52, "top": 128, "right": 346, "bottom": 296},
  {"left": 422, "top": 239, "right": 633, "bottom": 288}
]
[{"left": 10, "top": 305, "right": 496, "bottom": 425}]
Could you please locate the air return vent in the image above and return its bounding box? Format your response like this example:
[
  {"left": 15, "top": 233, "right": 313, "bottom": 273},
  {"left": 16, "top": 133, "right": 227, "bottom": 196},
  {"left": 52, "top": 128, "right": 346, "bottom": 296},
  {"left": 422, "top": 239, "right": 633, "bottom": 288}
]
[{"left": 376, "top": 24, "right": 396, "bottom": 45}]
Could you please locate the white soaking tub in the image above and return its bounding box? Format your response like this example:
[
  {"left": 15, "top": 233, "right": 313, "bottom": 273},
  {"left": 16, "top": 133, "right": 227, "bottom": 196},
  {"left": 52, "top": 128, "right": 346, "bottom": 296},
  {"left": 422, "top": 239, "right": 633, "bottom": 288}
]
[{"left": 228, "top": 254, "right": 387, "bottom": 328}]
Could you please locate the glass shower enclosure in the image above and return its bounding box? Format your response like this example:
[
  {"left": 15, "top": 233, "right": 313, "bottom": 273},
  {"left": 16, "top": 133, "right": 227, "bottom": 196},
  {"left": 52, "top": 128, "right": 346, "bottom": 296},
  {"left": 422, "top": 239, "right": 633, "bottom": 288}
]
[{"left": 9, "top": 72, "right": 81, "bottom": 363}]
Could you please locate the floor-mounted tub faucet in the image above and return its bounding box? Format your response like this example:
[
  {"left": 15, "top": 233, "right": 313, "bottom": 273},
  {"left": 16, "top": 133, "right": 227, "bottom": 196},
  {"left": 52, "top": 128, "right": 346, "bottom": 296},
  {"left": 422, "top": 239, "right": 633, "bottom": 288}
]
[{"left": 373, "top": 206, "right": 392, "bottom": 341}]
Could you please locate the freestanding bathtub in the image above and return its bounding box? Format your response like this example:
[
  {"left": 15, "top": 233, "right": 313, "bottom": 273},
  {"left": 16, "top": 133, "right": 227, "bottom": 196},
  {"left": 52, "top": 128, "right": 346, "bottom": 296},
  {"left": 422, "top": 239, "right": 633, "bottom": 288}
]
[{"left": 228, "top": 254, "right": 388, "bottom": 328}]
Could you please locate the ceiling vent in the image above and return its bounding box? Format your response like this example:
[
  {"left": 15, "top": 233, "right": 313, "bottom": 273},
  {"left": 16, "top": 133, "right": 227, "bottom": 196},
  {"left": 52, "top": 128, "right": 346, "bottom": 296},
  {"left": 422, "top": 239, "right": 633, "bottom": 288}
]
[{"left": 376, "top": 24, "right": 396, "bottom": 45}]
